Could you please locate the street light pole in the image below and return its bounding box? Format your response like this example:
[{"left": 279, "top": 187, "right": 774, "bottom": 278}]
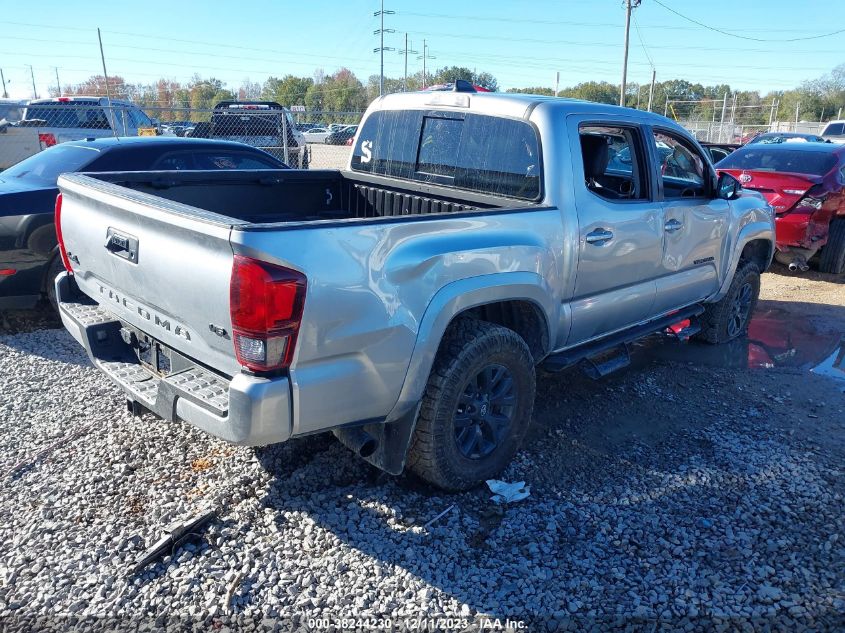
[
  {"left": 53, "top": 66, "right": 61, "bottom": 96},
  {"left": 619, "top": 0, "right": 641, "bottom": 107},
  {"left": 0, "top": 68, "right": 8, "bottom": 99}
]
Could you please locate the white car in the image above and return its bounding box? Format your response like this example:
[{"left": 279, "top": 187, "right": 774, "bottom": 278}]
[
  {"left": 302, "top": 127, "right": 330, "bottom": 143},
  {"left": 821, "top": 120, "right": 845, "bottom": 144}
]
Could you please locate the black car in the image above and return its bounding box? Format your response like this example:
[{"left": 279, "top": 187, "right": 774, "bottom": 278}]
[
  {"left": 746, "top": 132, "right": 827, "bottom": 145},
  {"left": 700, "top": 142, "right": 741, "bottom": 163},
  {"left": 0, "top": 136, "right": 286, "bottom": 310},
  {"left": 324, "top": 125, "right": 358, "bottom": 145}
]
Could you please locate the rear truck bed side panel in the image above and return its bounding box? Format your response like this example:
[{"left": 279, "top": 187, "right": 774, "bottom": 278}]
[{"left": 231, "top": 209, "right": 567, "bottom": 436}]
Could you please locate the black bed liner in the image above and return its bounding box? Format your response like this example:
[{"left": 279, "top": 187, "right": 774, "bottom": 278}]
[{"left": 84, "top": 169, "right": 540, "bottom": 227}]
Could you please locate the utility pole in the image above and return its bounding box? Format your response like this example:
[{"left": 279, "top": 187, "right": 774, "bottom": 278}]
[
  {"left": 374, "top": 0, "right": 395, "bottom": 96},
  {"left": 53, "top": 66, "right": 61, "bottom": 96},
  {"left": 26, "top": 65, "right": 38, "bottom": 99},
  {"left": 97, "top": 28, "right": 119, "bottom": 138},
  {"left": 398, "top": 34, "right": 417, "bottom": 92},
  {"left": 794, "top": 100, "right": 800, "bottom": 128},
  {"left": 719, "top": 92, "right": 727, "bottom": 142},
  {"left": 554, "top": 71, "right": 559, "bottom": 97},
  {"left": 647, "top": 68, "right": 656, "bottom": 112},
  {"left": 0, "top": 68, "right": 7, "bottom": 98},
  {"left": 619, "top": 0, "right": 641, "bottom": 106},
  {"left": 417, "top": 40, "right": 435, "bottom": 89}
]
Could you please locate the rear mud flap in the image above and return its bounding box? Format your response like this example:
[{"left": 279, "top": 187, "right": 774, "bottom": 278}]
[{"left": 334, "top": 402, "right": 421, "bottom": 475}]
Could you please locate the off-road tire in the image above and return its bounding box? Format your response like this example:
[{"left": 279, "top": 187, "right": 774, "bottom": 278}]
[
  {"left": 818, "top": 218, "right": 845, "bottom": 274},
  {"left": 44, "top": 254, "right": 65, "bottom": 314},
  {"left": 695, "top": 260, "right": 761, "bottom": 345},
  {"left": 406, "top": 318, "right": 536, "bottom": 491}
]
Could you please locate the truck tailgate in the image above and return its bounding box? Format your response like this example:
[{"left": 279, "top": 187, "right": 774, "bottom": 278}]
[{"left": 58, "top": 174, "right": 241, "bottom": 377}]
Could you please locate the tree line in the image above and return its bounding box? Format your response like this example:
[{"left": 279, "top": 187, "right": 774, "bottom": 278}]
[{"left": 52, "top": 63, "right": 845, "bottom": 125}]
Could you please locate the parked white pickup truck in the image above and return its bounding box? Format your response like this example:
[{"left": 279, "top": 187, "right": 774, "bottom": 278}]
[
  {"left": 1, "top": 97, "right": 158, "bottom": 169},
  {"left": 55, "top": 89, "right": 775, "bottom": 490},
  {"left": 0, "top": 122, "right": 42, "bottom": 170}
]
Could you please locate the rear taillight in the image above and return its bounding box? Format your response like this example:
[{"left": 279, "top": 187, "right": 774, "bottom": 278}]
[
  {"left": 54, "top": 194, "right": 73, "bottom": 273},
  {"left": 229, "top": 255, "right": 306, "bottom": 372},
  {"left": 795, "top": 194, "right": 825, "bottom": 211},
  {"left": 38, "top": 133, "right": 57, "bottom": 149}
]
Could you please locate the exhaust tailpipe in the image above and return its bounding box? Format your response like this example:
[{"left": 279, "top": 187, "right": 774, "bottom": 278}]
[{"left": 334, "top": 427, "right": 379, "bottom": 458}]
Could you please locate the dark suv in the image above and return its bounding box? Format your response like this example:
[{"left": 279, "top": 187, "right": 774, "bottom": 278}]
[{"left": 190, "top": 101, "right": 308, "bottom": 168}]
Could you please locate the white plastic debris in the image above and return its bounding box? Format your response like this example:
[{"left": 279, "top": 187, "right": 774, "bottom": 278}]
[{"left": 486, "top": 479, "right": 530, "bottom": 504}]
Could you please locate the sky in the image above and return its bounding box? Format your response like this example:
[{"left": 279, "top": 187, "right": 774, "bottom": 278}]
[{"left": 1, "top": 0, "right": 844, "bottom": 101}]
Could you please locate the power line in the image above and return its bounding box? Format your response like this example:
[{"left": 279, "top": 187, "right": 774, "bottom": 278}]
[
  {"left": 632, "top": 12, "right": 654, "bottom": 70},
  {"left": 652, "top": 0, "right": 845, "bottom": 42}
]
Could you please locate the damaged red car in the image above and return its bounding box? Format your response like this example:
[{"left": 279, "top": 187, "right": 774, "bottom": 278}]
[{"left": 716, "top": 143, "right": 845, "bottom": 273}]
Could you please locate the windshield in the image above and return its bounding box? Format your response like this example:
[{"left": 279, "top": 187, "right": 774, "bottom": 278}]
[
  {"left": 1, "top": 145, "right": 100, "bottom": 186},
  {"left": 717, "top": 148, "right": 837, "bottom": 176}
]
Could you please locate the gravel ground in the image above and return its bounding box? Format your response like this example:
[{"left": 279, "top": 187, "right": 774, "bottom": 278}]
[{"left": 0, "top": 268, "right": 843, "bottom": 631}]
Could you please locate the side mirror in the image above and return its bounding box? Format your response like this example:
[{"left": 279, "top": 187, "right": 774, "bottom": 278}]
[{"left": 717, "top": 172, "right": 741, "bottom": 200}]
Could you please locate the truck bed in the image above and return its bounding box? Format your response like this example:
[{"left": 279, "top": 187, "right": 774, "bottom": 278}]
[{"left": 85, "top": 169, "right": 531, "bottom": 226}]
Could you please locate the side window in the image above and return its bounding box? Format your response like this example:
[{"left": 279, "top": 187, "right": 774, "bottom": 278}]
[
  {"left": 193, "top": 152, "right": 278, "bottom": 169},
  {"left": 579, "top": 124, "right": 645, "bottom": 201},
  {"left": 81, "top": 108, "right": 111, "bottom": 130},
  {"left": 152, "top": 154, "right": 195, "bottom": 170},
  {"left": 129, "top": 109, "right": 152, "bottom": 129},
  {"left": 652, "top": 130, "right": 708, "bottom": 198}
]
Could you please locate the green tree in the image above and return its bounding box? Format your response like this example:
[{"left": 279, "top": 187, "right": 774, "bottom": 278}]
[
  {"left": 262, "top": 75, "right": 314, "bottom": 107},
  {"left": 365, "top": 75, "right": 406, "bottom": 101},
  {"left": 320, "top": 68, "right": 367, "bottom": 113},
  {"left": 429, "top": 66, "right": 498, "bottom": 91},
  {"left": 188, "top": 77, "right": 235, "bottom": 113},
  {"left": 559, "top": 81, "right": 618, "bottom": 105},
  {"left": 506, "top": 86, "right": 555, "bottom": 96}
]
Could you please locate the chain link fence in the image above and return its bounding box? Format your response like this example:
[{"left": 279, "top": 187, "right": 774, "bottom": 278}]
[
  {"left": 1, "top": 101, "right": 361, "bottom": 170},
  {"left": 5, "top": 100, "right": 832, "bottom": 172}
]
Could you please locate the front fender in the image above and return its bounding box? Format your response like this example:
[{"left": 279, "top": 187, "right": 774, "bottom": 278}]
[
  {"left": 384, "top": 271, "right": 556, "bottom": 422},
  {"left": 711, "top": 219, "right": 775, "bottom": 302}
]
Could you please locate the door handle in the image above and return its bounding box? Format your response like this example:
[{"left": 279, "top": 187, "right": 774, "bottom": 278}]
[
  {"left": 585, "top": 228, "right": 613, "bottom": 245},
  {"left": 664, "top": 219, "right": 684, "bottom": 233}
]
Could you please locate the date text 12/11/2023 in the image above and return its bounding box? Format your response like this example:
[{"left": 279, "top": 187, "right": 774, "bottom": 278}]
[{"left": 306, "top": 617, "right": 526, "bottom": 630}]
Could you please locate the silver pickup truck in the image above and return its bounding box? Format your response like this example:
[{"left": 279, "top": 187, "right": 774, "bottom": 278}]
[{"left": 55, "top": 91, "right": 775, "bottom": 490}]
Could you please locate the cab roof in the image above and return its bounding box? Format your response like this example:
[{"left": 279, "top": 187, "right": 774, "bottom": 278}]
[{"left": 372, "top": 90, "right": 676, "bottom": 124}]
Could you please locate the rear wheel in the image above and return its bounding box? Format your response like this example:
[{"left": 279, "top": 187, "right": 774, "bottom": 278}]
[
  {"left": 695, "top": 260, "right": 760, "bottom": 344},
  {"left": 406, "top": 318, "right": 535, "bottom": 491},
  {"left": 44, "top": 254, "right": 64, "bottom": 314},
  {"left": 818, "top": 218, "right": 845, "bottom": 274}
]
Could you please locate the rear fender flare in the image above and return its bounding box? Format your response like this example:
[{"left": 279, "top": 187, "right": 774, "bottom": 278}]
[{"left": 385, "top": 271, "right": 556, "bottom": 424}]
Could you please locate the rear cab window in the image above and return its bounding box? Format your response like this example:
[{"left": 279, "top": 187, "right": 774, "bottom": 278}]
[
  {"left": 24, "top": 103, "right": 112, "bottom": 130},
  {"left": 351, "top": 109, "right": 541, "bottom": 200}
]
